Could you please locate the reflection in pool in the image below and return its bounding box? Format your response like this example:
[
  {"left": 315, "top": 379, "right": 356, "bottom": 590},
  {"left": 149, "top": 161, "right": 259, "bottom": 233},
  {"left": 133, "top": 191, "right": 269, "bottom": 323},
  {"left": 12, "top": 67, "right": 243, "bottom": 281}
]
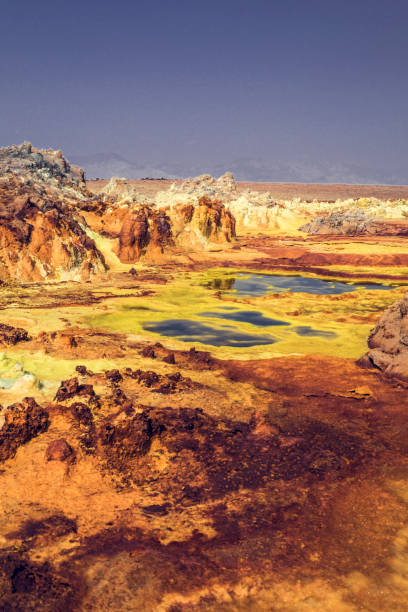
[
  {"left": 199, "top": 311, "right": 289, "bottom": 327},
  {"left": 293, "top": 325, "right": 337, "bottom": 338},
  {"left": 143, "top": 315, "right": 338, "bottom": 346},
  {"left": 143, "top": 319, "right": 278, "bottom": 347},
  {"left": 200, "top": 311, "right": 337, "bottom": 338},
  {"left": 206, "top": 273, "right": 397, "bottom": 296}
]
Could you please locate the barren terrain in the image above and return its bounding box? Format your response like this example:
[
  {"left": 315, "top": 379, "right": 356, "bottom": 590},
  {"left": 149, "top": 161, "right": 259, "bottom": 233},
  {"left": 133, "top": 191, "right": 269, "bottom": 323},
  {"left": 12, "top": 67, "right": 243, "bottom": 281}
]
[
  {"left": 89, "top": 178, "right": 408, "bottom": 201},
  {"left": 2, "top": 145, "right": 408, "bottom": 611}
]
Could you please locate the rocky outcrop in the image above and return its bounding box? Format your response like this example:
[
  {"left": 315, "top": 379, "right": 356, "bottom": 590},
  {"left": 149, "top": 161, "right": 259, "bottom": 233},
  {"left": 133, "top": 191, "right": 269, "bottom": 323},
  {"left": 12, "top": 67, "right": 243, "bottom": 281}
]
[
  {"left": 0, "top": 397, "right": 49, "bottom": 461},
  {"left": 0, "top": 177, "right": 106, "bottom": 281},
  {"left": 82, "top": 196, "right": 235, "bottom": 263},
  {"left": 169, "top": 196, "right": 236, "bottom": 248},
  {"left": 0, "top": 144, "right": 107, "bottom": 281},
  {"left": 115, "top": 206, "right": 173, "bottom": 262},
  {"left": 156, "top": 172, "right": 301, "bottom": 234},
  {"left": 301, "top": 208, "right": 408, "bottom": 236},
  {"left": 0, "top": 141, "right": 85, "bottom": 187},
  {"left": 155, "top": 173, "right": 408, "bottom": 235},
  {"left": 0, "top": 323, "right": 29, "bottom": 345},
  {"left": 358, "top": 292, "right": 408, "bottom": 380},
  {"left": 166, "top": 172, "right": 238, "bottom": 199}
]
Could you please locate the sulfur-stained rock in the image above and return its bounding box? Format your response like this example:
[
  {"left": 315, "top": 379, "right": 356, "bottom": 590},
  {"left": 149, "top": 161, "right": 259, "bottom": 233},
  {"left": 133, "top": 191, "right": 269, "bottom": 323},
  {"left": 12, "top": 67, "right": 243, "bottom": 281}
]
[
  {"left": 97, "top": 411, "right": 154, "bottom": 465},
  {"left": 80, "top": 184, "right": 236, "bottom": 263},
  {"left": 169, "top": 196, "right": 236, "bottom": 248},
  {"left": 0, "top": 143, "right": 109, "bottom": 282},
  {"left": 113, "top": 206, "right": 174, "bottom": 263}
]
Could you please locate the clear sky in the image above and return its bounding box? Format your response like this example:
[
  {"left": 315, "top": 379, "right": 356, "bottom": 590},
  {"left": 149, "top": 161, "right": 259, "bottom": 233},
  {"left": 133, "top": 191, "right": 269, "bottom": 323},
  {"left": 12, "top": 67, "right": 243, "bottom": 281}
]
[{"left": 1, "top": 0, "right": 407, "bottom": 181}]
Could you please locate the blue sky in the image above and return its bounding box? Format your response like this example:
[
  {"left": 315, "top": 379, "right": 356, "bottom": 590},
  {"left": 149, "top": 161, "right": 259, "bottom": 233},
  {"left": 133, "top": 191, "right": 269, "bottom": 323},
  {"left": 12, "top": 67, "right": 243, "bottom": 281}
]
[{"left": 1, "top": 0, "right": 407, "bottom": 181}]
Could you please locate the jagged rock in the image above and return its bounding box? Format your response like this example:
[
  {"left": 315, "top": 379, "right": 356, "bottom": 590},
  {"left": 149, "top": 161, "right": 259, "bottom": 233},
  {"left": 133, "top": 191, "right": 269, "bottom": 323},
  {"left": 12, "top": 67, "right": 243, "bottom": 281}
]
[
  {"left": 155, "top": 172, "right": 297, "bottom": 233},
  {"left": 97, "top": 411, "right": 154, "bottom": 464},
  {"left": 0, "top": 397, "right": 49, "bottom": 461},
  {"left": 140, "top": 346, "right": 156, "bottom": 359},
  {"left": 114, "top": 206, "right": 173, "bottom": 262},
  {"left": 358, "top": 292, "right": 408, "bottom": 380},
  {"left": 0, "top": 142, "right": 84, "bottom": 186},
  {"left": 0, "top": 323, "right": 29, "bottom": 345},
  {"left": 70, "top": 402, "right": 94, "bottom": 427},
  {"left": 169, "top": 196, "right": 236, "bottom": 247},
  {"left": 167, "top": 172, "right": 238, "bottom": 199},
  {"left": 0, "top": 143, "right": 107, "bottom": 281},
  {"left": 54, "top": 377, "right": 96, "bottom": 402},
  {"left": 82, "top": 194, "right": 234, "bottom": 262},
  {"left": 301, "top": 208, "right": 408, "bottom": 236}
]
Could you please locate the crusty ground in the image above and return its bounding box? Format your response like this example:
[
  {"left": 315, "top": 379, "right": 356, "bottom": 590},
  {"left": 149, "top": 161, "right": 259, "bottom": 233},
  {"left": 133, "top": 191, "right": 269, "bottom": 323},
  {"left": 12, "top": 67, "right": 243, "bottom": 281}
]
[{"left": 87, "top": 179, "right": 408, "bottom": 201}]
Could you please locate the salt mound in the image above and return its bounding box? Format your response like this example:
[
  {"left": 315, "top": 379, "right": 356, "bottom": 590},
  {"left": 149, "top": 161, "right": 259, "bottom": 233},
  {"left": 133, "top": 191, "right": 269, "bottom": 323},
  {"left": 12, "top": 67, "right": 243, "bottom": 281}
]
[
  {"left": 101, "top": 177, "right": 147, "bottom": 202},
  {"left": 168, "top": 172, "right": 238, "bottom": 199}
]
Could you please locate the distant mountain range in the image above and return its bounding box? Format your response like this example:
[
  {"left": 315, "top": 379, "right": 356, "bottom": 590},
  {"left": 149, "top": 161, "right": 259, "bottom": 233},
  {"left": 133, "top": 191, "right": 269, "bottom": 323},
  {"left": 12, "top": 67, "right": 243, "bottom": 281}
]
[{"left": 70, "top": 152, "right": 407, "bottom": 185}]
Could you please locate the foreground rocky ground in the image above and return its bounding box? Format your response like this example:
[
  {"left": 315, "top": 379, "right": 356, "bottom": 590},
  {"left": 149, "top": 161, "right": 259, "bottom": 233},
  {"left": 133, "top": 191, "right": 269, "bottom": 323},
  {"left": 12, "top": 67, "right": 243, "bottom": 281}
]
[
  {"left": 2, "top": 144, "right": 408, "bottom": 610},
  {"left": 2, "top": 340, "right": 408, "bottom": 611}
]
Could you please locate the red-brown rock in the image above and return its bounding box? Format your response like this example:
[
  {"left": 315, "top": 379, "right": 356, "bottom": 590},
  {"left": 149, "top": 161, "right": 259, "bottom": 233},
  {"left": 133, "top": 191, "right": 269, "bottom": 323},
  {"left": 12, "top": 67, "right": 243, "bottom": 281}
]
[
  {"left": 0, "top": 398, "right": 49, "bottom": 461},
  {"left": 45, "top": 439, "right": 74, "bottom": 462}
]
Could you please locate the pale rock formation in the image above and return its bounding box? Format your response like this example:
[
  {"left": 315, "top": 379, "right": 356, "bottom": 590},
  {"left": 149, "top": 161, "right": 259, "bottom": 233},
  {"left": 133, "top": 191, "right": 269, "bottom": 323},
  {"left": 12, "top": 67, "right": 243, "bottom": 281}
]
[
  {"left": 359, "top": 293, "right": 408, "bottom": 380},
  {"left": 155, "top": 173, "right": 408, "bottom": 235},
  {"left": 100, "top": 177, "right": 147, "bottom": 202},
  {"left": 301, "top": 208, "right": 408, "bottom": 236}
]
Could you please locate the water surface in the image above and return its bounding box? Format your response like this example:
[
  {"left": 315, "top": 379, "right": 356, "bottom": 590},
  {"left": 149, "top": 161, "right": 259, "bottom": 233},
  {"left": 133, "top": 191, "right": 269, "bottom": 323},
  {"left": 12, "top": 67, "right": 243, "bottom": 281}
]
[
  {"left": 206, "top": 273, "right": 397, "bottom": 296},
  {"left": 143, "top": 319, "right": 278, "bottom": 347},
  {"left": 199, "top": 310, "right": 289, "bottom": 327}
]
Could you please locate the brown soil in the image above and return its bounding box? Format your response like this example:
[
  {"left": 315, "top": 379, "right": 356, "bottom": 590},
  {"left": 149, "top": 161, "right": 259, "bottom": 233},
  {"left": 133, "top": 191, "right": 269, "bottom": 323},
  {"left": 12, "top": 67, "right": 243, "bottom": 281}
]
[{"left": 2, "top": 345, "right": 408, "bottom": 611}]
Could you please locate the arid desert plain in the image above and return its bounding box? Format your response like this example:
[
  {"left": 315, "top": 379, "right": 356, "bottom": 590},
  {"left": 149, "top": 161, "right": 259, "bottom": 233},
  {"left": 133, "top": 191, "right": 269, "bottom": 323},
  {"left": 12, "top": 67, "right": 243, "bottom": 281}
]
[{"left": 2, "top": 143, "right": 408, "bottom": 611}]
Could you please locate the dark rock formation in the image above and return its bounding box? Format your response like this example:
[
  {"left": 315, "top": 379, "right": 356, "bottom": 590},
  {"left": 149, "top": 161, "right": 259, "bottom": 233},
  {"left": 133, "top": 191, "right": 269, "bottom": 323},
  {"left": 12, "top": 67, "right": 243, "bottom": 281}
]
[
  {"left": 0, "top": 398, "right": 49, "bottom": 461},
  {"left": 0, "top": 323, "right": 29, "bottom": 345},
  {"left": 54, "top": 377, "right": 96, "bottom": 402},
  {"left": 0, "top": 550, "right": 75, "bottom": 611}
]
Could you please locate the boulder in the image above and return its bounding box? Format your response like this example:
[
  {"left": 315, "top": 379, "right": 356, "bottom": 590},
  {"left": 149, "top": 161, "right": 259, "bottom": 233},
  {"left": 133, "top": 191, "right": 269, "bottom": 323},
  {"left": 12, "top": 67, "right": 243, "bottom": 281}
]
[
  {"left": 45, "top": 439, "right": 74, "bottom": 462},
  {"left": 358, "top": 293, "right": 408, "bottom": 380}
]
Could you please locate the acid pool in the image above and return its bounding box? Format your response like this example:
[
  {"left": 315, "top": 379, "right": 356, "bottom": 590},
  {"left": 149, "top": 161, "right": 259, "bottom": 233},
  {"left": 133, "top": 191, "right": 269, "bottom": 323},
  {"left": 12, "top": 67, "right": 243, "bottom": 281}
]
[{"left": 206, "top": 272, "right": 398, "bottom": 297}]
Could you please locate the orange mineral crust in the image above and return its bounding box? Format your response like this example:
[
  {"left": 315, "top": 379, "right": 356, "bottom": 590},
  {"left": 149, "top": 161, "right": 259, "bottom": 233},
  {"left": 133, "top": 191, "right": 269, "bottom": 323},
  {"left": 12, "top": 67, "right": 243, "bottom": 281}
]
[
  {"left": 1, "top": 348, "right": 408, "bottom": 610},
  {"left": 1, "top": 143, "right": 408, "bottom": 610}
]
